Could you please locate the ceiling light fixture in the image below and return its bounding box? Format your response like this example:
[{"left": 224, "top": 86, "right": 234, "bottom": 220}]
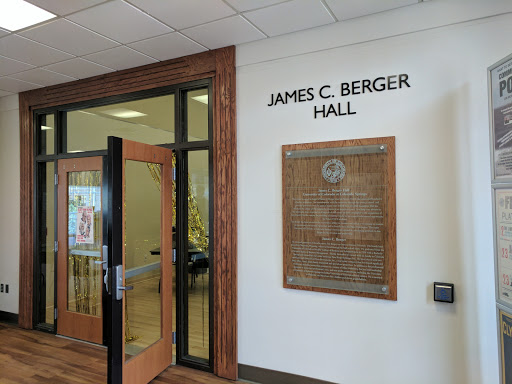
[
  {"left": 68, "top": 150, "right": 84, "bottom": 153},
  {"left": 101, "top": 108, "right": 147, "bottom": 119},
  {"left": 41, "top": 125, "right": 53, "bottom": 130},
  {"left": 191, "top": 95, "right": 208, "bottom": 105},
  {"left": 0, "top": 0, "right": 55, "bottom": 32}
]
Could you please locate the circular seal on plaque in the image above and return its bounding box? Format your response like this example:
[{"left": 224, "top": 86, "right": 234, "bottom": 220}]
[{"left": 322, "top": 159, "right": 345, "bottom": 184}]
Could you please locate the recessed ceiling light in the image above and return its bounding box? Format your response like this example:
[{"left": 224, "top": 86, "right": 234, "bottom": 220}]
[
  {"left": 0, "top": 0, "right": 55, "bottom": 32},
  {"left": 101, "top": 108, "right": 147, "bottom": 119},
  {"left": 41, "top": 125, "right": 53, "bottom": 130},
  {"left": 191, "top": 95, "right": 208, "bottom": 105}
]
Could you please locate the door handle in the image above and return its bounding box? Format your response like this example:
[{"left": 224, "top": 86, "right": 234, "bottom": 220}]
[
  {"left": 118, "top": 286, "right": 133, "bottom": 291},
  {"left": 95, "top": 260, "right": 107, "bottom": 265},
  {"left": 101, "top": 245, "right": 108, "bottom": 270},
  {"left": 104, "top": 269, "right": 110, "bottom": 295},
  {"left": 114, "top": 265, "right": 133, "bottom": 300}
]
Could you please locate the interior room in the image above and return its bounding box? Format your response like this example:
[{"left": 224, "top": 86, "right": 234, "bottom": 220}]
[{"left": 1, "top": 1, "right": 512, "bottom": 383}]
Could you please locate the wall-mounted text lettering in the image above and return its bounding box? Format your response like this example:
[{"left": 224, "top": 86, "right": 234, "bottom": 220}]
[{"left": 267, "top": 74, "right": 411, "bottom": 119}]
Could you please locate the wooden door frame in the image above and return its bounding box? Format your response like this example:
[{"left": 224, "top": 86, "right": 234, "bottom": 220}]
[
  {"left": 120, "top": 140, "right": 174, "bottom": 384},
  {"left": 19, "top": 47, "right": 237, "bottom": 380},
  {"left": 56, "top": 156, "right": 104, "bottom": 344}
]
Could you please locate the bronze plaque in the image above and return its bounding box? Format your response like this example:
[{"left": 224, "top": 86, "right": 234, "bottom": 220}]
[{"left": 282, "top": 137, "right": 396, "bottom": 300}]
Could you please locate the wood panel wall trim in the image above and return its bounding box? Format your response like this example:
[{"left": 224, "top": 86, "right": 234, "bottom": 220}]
[
  {"left": 24, "top": 51, "right": 217, "bottom": 110},
  {"left": 19, "top": 93, "right": 33, "bottom": 329},
  {"left": 213, "top": 47, "right": 237, "bottom": 380},
  {"left": 18, "top": 46, "right": 237, "bottom": 380}
]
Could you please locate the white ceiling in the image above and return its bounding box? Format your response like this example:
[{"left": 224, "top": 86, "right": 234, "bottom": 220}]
[{"left": 0, "top": 0, "right": 423, "bottom": 96}]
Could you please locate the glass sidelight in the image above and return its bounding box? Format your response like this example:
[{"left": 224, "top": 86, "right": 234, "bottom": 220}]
[
  {"left": 183, "top": 150, "right": 210, "bottom": 361},
  {"left": 36, "top": 161, "right": 55, "bottom": 326}
]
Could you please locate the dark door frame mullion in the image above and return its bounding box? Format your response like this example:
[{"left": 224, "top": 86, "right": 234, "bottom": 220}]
[
  {"left": 102, "top": 155, "right": 109, "bottom": 346},
  {"left": 176, "top": 147, "right": 187, "bottom": 362},
  {"left": 107, "top": 136, "right": 123, "bottom": 384}
]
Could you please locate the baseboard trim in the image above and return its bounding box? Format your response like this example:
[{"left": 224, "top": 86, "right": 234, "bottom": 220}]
[
  {"left": 0, "top": 310, "right": 19, "bottom": 324},
  {"left": 238, "top": 364, "right": 336, "bottom": 384}
]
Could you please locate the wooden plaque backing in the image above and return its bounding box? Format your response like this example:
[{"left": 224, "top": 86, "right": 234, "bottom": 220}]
[{"left": 282, "top": 137, "right": 396, "bottom": 300}]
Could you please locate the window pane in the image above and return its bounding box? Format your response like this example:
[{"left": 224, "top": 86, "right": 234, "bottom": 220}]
[
  {"left": 38, "top": 114, "right": 55, "bottom": 155},
  {"left": 66, "top": 171, "right": 102, "bottom": 317},
  {"left": 186, "top": 150, "right": 209, "bottom": 360},
  {"left": 187, "top": 89, "right": 208, "bottom": 142},
  {"left": 124, "top": 160, "right": 162, "bottom": 361},
  {"left": 37, "top": 162, "right": 55, "bottom": 325},
  {"left": 67, "top": 95, "right": 175, "bottom": 153}
]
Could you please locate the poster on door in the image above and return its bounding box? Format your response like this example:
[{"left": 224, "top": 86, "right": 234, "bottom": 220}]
[{"left": 76, "top": 206, "right": 94, "bottom": 244}]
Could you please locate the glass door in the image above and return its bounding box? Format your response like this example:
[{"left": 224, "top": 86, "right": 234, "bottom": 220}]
[
  {"left": 107, "top": 137, "right": 173, "bottom": 384},
  {"left": 56, "top": 157, "right": 104, "bottom": 344}
]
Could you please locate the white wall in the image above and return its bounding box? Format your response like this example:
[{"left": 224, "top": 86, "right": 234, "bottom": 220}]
[
  {"left": 236, "top": 3, "right": 512, "bottom": 384},
  {"left": 0, "top": 95, "right": 19, "bottom": 314}
]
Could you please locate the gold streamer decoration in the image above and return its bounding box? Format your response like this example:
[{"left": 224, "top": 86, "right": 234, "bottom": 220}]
[
  {"left": 147, "top": 153, "right": 209, "bottom": 253},
  {"left": 124, "top": 298, "right": 139, "bottom": 343}
]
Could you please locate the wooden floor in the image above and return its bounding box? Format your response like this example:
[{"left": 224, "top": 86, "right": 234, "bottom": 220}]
[
  {"left": 126, "top": 267, "right": 209, "bottom": 360},
  {"left": 48, "top": 266, "right": 210, "bottom": 360},
  {"left": 0, "top": 323, "right": 237, "bottom": 384}
]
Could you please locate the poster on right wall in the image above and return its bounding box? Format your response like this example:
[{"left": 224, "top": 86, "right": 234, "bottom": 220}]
[
  {"left": 495, "top": 189, "right": 512, "bottom": 307},
  {"left": 500, "top": 309, "right": 512, "bottom": 384},
  {"left": 490, "top": 55, "right": 512, "bottom": 180}
]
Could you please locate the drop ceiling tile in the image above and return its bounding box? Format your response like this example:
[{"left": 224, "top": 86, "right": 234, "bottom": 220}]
[
  {"left": 83, "top": 46, "right": 158, "bottom": 71},
  {"left": 10, "top": 68, "right": 76, "bottom": 87},
  {"left": 20, "top": 19, "right": 119, "bottom": 56},
  {"left": 24, "top": 0, "right": 108, "bottom": 16},
  {"left": 127, "top": 0, "right": 235, "bottom": 30},
  {"left": 44, "top": 58, "right": 114, "bottom": 79},
  {"left": 68, "top": 0, "right": 173, "bottom": 44},
  {"left": 224, "top": 0, "right": 287, "bottom": 12},
  {"left": 0, "top": 35, "right": 73, "bottom": 66},
  {"left": 0, "top": 77, "right": 41, "bottom": 93},
  {"left": 0, "top": 56, "right": 35, "bottom": 76},
  {"left": 325, "top": 0, "right": 417, "bottom": 20},
  {"left": 128, "top": 33, "right": 206, "bottom": 61},
  {"left": 0, "top": 90, "right": 13, "bottom": 97},
  {"left": 244, "top": 0, "right": 334, "bottom": 37},
  {"left": 182, "top": 16, "right": 265, "bottom": 50}
]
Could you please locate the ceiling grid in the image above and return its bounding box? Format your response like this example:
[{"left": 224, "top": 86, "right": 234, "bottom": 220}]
[{"left": 0, "top": 0, "right": 421, "bottom": 95}]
